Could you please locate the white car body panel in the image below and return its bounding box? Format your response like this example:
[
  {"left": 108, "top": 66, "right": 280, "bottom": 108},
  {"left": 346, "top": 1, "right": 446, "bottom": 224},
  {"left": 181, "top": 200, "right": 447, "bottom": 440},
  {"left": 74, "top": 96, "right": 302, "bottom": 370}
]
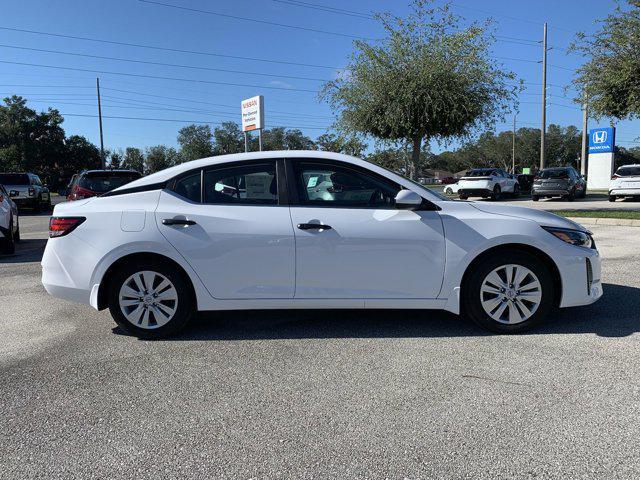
[
  {"left": 610, "top": 165, "right": 640, "bottom": 196},
  {"left": 41, "top": 151, "right": 602, "bottom": 318}
]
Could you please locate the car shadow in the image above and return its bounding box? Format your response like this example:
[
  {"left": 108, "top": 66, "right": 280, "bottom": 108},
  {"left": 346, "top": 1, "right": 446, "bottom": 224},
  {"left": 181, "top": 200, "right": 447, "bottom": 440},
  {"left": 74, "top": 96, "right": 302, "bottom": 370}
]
[
  {"left": 113, "top": 283, "right": 640, "bottom": 341},
  {"left": 0, "top": 239, "right": 47, "bottom": 263}
]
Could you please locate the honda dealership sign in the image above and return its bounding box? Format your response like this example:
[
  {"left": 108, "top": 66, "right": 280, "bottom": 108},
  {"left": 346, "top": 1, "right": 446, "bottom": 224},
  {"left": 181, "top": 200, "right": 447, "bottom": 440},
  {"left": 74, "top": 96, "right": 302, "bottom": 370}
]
[
  {"left": 588, "top": 127, "right": 615, "bottom": 154},
  {"left": 587, "top": 126, "right": 616, "bottom": 189},
  {"left": 241, "top": 95, "right": 264, "bottom": 132}
]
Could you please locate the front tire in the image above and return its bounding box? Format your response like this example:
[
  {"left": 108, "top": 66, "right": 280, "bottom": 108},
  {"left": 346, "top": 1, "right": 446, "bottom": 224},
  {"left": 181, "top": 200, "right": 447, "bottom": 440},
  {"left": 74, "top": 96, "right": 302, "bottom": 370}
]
[
  {"left": 462, "top": 250, "right": 555, "bottom": 333},
  {"left": 532, "top": 195, "right": 540, "bottom": 202},
  {"left": 608, "top": 195, "right": 616, "bottom": 202},
  {"left": 107, "top": 260, "right": 194, "bottom": 339},
  {"left": 1, "top": 220, "right": 16, "bottom": 254}
]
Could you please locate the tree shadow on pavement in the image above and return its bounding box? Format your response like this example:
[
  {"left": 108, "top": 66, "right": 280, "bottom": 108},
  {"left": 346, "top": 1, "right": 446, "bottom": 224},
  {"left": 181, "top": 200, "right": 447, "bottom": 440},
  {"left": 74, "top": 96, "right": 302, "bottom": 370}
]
[{"left": 119, "top": 283, "right": 639, "bottom": 341}]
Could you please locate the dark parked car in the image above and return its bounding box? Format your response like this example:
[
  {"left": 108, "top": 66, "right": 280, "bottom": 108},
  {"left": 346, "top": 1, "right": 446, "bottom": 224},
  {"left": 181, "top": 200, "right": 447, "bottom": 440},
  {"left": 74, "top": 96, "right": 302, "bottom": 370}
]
[
  {"left": 67, "top": 169, "right": 142, "bottom": 201},
  {"left": 0, "top": 172, "right": 51, "bottom": 212},
  {"left": 532, "top": 167, "right": 586, "bottom": 201},
  {"left": 516, "top": 174, "right": 535, "bottom": 194}
]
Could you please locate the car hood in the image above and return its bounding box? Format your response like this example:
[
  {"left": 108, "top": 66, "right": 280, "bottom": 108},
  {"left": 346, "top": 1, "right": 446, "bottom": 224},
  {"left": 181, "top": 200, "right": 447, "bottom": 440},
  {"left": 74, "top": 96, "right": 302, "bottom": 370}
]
[{"left": 469, "top": 202, "right": 588, "bottom": 231}]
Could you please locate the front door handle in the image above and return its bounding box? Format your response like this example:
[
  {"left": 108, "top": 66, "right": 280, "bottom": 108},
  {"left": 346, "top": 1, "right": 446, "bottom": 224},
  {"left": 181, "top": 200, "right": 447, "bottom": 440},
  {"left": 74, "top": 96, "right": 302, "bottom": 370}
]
[
  {"left": 297, "top": 223, "right": 332, "bottom": 231},
  {"left": 163, "top": 218, "right": 197, "bottom": 226}
]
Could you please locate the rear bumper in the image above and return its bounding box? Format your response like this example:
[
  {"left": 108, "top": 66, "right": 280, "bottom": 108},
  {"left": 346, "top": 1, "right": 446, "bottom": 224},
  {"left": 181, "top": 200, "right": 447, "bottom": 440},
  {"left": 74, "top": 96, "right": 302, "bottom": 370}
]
[
  {"left": 610, "top": 188, "right": 640, "bottom": 196},
  {"left": 13, "top": 197, "right": 38, "bottom": 207},
  {"left": 532, "top": 188, "right": 570, "bottom": 196},
  {"left": 458, "top": 188, "right": 491, "bottom": 197}
]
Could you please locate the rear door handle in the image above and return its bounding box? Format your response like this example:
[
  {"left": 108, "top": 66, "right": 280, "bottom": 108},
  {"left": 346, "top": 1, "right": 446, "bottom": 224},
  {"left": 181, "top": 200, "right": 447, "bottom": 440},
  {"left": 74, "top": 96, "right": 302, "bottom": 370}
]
[
  {"left": 163, "top": 218, "right": 197, "bottom": 226},
  {"left": 297, "top": 223, "right": 332, "bottom": 231}
]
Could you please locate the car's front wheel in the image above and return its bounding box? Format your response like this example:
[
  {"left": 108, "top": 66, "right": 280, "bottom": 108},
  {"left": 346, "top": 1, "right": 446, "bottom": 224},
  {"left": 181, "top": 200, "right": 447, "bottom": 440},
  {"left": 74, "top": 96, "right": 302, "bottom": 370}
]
[
  {"left": 609, "top": 195, "right": 616, "bottom": 202},
  {"left": 463, "top": 250, "right": 555, "bottom": 333},
  {"left": 1, "top": 219, "right": 16, "bottom": 254},
  {"left": 108, "top": 260, "right": 194, "bottom": 339}
]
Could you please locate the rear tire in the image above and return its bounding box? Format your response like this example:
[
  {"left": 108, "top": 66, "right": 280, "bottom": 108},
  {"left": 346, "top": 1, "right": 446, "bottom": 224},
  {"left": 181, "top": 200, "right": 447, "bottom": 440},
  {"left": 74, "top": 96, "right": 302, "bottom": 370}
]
[
  {"left": 1, "top": 220, "right": 16, "bottom": 254},
  {"left": 512, "top": 184, "right": 520, "bottom": 198},
  {"left": 608, "top": 195, "right": 616, "bottom": 202},
  {"left": 14, "top": 219, "right": 20, "bottom": 243},
  {"left": 491, "top": 185, "right": 501, "bottom": 201},
  {"left": 107, "top": 260, "right": 194, "bottom": 339},
  {"left": 462, "top": 250, "right": 555, "bottom": 333},
  {"left": 566, "top": 189, "right": 575, "bottom": 201},
  {"left": 532, "top": 195, "right": 540, "bottom": 202},
  {"left": 459, "top": 194, "right": 468, "bottom": 200},
  {"left": 33, "top": 196, "right": 42, "bottom": 213}
]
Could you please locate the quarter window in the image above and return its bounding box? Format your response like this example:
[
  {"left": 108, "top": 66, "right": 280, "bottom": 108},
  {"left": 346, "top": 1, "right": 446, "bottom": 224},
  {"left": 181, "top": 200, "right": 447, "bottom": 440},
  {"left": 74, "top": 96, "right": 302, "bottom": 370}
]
[
  {"left": 293, "top": 162, "right": 400, "bottom": 208},
  {"left": 204, "top": 163, "right": 278, "bottom": 205},
  {"left": 173, "top": 171, "right": 202, "bottom": 203}
]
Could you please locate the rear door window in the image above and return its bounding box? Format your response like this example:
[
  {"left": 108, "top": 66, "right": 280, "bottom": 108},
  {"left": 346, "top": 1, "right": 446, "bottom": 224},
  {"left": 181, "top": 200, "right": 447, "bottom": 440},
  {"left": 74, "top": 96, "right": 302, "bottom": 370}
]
[{"left": 203, "top": 163, "right": 278, "bottom": 205}]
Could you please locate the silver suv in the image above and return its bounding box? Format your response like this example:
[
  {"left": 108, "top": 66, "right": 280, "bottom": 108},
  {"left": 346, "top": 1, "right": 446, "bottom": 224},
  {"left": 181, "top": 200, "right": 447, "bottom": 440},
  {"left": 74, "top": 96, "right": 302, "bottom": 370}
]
[{"left": 0, "top": 173, "right": 51, "bottom": 212}]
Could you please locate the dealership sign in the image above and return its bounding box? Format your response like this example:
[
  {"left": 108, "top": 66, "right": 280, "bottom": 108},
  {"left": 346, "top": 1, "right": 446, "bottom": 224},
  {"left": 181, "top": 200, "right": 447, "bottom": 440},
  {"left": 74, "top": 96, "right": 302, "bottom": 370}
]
[
  {"left": 588, "top": 127, "right": 615, "bottom": 154},
  {"left": 241, "top": 95, "right": 264, "bottom": 132}
]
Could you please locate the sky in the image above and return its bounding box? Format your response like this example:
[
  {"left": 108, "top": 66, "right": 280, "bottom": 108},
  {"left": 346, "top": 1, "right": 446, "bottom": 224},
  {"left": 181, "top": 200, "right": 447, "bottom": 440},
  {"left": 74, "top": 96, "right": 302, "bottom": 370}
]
[{"left": 0, "top": 0, "right": 638, "bottom": 155}]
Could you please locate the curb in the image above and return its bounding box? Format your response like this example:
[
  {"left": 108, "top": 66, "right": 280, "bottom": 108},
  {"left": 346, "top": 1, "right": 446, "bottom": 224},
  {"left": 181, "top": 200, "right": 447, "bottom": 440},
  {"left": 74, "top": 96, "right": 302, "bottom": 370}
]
[{"left": 566, "top": 216, "right": 640, "bottom": 227}]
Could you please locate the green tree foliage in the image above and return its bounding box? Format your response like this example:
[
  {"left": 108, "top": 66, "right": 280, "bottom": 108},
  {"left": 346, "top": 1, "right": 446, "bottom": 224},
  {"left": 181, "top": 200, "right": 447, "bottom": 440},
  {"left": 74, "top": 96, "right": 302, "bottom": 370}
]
[
  {"left": 572, "top": 1, "right": 640, "bottom": 119},
  {"left": 252, "top": 127, "right": 316, "bottom": 151},
  {"left": 177, "top": 124, "right": 214, "bottom": 161},
  {"left": 321, "top": 0, "right": 519, "bottom": 178},
  {"left": 64, "top": 135, "right": 101, "bottom": 174},
  {"left": 145, "top": 145, "right": 180, "bottom": 174},
  {"left": 213, "top": 122, "right": 245, "bottom": 155},
  {"left": 121, "top": 147, "right": 145, "bottom": 173},
  {"left": 316, "top": 133, "right": 367, "bottom": 157}
]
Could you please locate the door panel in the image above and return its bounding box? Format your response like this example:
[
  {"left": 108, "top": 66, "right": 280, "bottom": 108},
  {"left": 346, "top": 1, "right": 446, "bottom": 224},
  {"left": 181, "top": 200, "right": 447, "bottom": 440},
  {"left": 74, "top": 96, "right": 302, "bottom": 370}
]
[{"left": 289, "top": 207, "right": 445, "bottom": 298}]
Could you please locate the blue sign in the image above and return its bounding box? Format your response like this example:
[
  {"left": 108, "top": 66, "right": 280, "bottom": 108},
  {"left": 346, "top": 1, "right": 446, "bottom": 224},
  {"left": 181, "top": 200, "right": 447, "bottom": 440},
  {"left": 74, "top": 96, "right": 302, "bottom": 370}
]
[{"left": 588, "top": 127, "right": 615, "bottom": 154}]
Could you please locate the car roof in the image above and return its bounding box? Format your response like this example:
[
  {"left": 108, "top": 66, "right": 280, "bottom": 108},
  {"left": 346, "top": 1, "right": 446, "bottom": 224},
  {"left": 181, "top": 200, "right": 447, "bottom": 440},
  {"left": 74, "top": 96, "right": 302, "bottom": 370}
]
[{"left": 81, "top": 169, "right": 139, "bottom": 174}]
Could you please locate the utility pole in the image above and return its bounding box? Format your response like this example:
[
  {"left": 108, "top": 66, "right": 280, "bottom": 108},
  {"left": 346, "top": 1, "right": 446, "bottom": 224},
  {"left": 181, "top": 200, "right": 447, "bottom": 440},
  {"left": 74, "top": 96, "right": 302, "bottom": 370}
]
[
  {"left": 96, "top": 77, "right": 105, "bottom": 169},
  {"left": 512, "top": 115, "right": 516, "bottom": 174},
  {"left": 581, "top": 97, "right": 589, "bottom": 177},
  {"left": 540, "top": 22, "right": 548, "bottom": 171}
]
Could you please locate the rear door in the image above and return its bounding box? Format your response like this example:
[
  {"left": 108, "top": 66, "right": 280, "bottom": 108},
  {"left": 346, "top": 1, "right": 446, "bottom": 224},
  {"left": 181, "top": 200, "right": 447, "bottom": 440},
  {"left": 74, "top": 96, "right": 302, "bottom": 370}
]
[
  {"left": 287, "top": 159, "right": 446, "bottom": 299},
  {"left": 156, "top": 159, "right": 296, "bottom": 299}
]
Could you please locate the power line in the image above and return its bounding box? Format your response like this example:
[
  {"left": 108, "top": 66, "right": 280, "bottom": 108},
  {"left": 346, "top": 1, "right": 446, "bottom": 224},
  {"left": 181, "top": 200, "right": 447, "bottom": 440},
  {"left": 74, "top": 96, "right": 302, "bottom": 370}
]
[
  {"left": 137, "top": 0, "right": 370, "bottom": 39},
  {"left": 0, "top": 60, "right": 319, "bottom": 93},
  {"left": 0, "top": 44, "right": 329, "bottom": 82},
  {"left": 272, "top": 0, "right": 374, "bottom": 20},
  {"left": 0, "top": 26, "right": 339, "bottom": 70}
]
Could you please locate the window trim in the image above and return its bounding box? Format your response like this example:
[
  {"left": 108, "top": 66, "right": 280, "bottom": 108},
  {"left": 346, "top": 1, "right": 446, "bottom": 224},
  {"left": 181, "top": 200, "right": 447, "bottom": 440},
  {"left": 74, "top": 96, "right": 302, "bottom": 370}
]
[{"left": 284, "top": 158, "right": 435, "bottom": 210}]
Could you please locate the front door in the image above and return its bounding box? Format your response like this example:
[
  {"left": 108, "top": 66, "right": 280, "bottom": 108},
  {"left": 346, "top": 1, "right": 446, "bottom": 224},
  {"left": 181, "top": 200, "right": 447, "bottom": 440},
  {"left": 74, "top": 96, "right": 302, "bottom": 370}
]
[
  {"left": 287, "top": 160, "right": 446, "bottom": 299},
  {"left": 156, "top": 160, "right": 295, "bottom": 299}
]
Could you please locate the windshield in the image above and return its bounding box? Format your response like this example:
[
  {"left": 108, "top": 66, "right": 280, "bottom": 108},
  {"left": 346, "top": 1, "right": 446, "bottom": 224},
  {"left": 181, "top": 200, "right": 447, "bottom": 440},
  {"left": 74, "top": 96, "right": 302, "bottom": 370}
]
[
  {"left": 466, "top": 169, "right": 495, "bottom": 177},
  {"left": 78, "top": 172, "right": 141, "bottom": 193},
  {"left": 616, "top": 166, "right": 640, "bottom": 177},
  {"left": 539, "top": 169, "right": 569, "bottom": 179},
  {"left": 0, "top": 173, "right": 29, "bottom": 185}
]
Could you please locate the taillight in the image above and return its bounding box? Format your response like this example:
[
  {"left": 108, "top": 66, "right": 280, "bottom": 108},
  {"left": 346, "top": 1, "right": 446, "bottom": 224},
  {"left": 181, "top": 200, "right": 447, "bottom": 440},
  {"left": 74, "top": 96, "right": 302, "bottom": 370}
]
[
  {"left": 49, "top": 217, "right": 86, "bottom": 238},
  {"left": 28, "top": 187, "right": 35, "bottom": 196},
  {"left": 611, "top": 174, "right": 619, "bottom": 180},
  {"left": 68, "top": 185, "right": 95, "bottom": 201}
]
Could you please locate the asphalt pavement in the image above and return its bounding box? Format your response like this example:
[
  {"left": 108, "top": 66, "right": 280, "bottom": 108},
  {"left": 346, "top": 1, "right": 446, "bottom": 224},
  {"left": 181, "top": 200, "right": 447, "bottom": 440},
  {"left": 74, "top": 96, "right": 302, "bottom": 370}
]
[{"left": 2, "top": 207, "right": 640, "bottom": 479}]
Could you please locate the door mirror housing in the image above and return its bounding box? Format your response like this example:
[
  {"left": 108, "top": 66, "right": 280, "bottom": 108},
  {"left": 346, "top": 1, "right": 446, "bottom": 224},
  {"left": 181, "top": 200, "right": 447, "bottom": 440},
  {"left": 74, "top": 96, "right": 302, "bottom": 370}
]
[{"left": 395, "top": 189, "right": 423, "bottom": 209}]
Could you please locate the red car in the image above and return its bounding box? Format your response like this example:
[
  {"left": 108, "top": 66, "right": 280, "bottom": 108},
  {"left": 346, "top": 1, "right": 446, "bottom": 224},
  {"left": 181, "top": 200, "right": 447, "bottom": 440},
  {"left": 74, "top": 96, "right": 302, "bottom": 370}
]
[{"left": 67, "top": 170, "right": 142, "bottom": 201}]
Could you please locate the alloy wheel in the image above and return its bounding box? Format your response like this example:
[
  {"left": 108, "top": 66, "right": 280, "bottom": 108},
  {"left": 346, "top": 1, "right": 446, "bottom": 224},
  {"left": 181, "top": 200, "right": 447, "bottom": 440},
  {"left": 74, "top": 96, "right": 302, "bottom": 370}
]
[
  {"left": 118, "top": 270, "right": 178, "bottom": 329},
  {"left": 479, "top": 264, "right": 542, "bottom": 324}
]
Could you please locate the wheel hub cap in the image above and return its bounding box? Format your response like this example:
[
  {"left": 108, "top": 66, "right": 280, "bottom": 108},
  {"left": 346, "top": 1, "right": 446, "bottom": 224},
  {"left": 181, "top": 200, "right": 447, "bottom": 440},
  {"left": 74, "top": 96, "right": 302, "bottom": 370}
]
[
  {"left": 118, "top": 270, "right": 178, "bottom": 330},
  {"left": 480, "top": 264, "right": 542, "bottom": 325}
]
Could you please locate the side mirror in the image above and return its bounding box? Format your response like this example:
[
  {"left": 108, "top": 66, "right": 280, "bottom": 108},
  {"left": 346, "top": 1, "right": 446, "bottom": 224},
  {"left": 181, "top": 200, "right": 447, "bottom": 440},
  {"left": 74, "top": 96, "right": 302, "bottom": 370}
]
[{"left": 395, "top": 189, "right": 423, "bottom": 209}]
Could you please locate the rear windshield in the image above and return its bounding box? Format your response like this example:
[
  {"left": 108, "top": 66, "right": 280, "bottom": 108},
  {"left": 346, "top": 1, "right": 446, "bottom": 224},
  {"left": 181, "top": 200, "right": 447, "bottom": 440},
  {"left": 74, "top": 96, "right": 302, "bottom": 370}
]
[
  {"left": 467, "top": 169, "right": 495, "bottom": 177},
  {"left": 616, "top": 166, "right": 640, "bottom": 177},
  {"left": 78, "top": 171, "right": 141, "bottom": 193},
  {"left": 0, "top": 173, "right": 29, "bottom": 185},
  {"left": 539, "top": 169, "right": 569, "bottom": 179}
]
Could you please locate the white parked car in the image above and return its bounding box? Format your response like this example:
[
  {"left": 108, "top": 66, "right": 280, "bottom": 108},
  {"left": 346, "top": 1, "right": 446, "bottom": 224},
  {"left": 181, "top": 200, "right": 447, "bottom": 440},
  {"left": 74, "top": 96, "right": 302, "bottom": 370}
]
[
  {"left": 609, "top": 164, "right": 640, "bottom": 201},
  {"left": 457, "top": 168, "right": 520, "bottom": 200},
  {"left": 443, "top": 182, "right": 461, "bottom": 195},
  {"left": 0, "top": 183, "right": 20, "bottom": 254},
  {"left": 42, "top": 151, "right": 602, "bottom": 338}
]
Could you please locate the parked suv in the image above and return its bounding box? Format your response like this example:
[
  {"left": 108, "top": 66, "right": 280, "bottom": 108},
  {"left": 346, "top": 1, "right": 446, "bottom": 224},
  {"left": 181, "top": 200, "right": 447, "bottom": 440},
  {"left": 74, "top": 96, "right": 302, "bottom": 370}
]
[
  {"left": 0, "top": 173, "right": 51, "bottom": 212},
  {"left": 532, "top": 167, "right": 586, "bottom": 201},
  {"left": 609, "top": 164, "right": 640, "bottom": 201},
  {"left": 67, "top": 169, "right": 142, "bottom": 201},
  {"left": 457, "top": 168, "right": 519, "bottom": 200},
  {"left": 0, "top": 182, "right": 20, "bottom": 254}
]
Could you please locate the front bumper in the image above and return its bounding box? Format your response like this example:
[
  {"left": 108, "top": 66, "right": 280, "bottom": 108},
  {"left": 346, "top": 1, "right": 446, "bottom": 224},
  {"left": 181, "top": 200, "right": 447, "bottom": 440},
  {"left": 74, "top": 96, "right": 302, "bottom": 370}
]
[{"left": 557, "top": 246, "right": 603, "bottom": 308}]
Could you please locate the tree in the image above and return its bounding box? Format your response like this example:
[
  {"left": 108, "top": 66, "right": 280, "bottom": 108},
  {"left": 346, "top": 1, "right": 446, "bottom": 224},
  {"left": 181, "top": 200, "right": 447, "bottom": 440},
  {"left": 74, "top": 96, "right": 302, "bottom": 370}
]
[
  {"left": 145, "top": 145, "right": 180, "bottom": 174},
  {"left": 64, "top": 135, "right": 101, "bottom": 174},
  {"left": 121, "top": 147, "right": 145, "bottom": 173},
  {"left": 316, "top": 132, "right": 367, "bottom": 157},
  {"left": 109, "top": 150, "right": 122, "bottom": 169},
  {"left": 177, "top": 124, "right": 214, "bottom": 161},
  {"left": 572, "top": 1, "right": 640, "bottom": 119},
  {"left": 321, "top": 0, "right": 519, "bottom": 179},
  {"left": 213, "top": 122, "right": 244, "bottom": 155},
  {"left": 253, "top": 127, "right": 315, "bottom": 151},
  {"left": 365, "top": 147, "right": 407, "bottom": 175}
]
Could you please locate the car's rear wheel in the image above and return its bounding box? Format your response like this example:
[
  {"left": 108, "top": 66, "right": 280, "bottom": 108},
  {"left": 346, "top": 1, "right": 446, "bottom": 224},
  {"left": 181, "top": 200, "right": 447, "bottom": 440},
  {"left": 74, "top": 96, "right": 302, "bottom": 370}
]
[
  {"left": 491, "top": 185, "right": 501, "bottom": 201},
  {"left": 566, "top": 188, "right": 575, "bottom": 201},
  {"left": 608, "top": 195, "right": 616, "bottom": 202},
  {"left": 532, "top": 195, "right": 539, "bottom": 202},
  {"left": 512, "top": 184, "right": 520, "bottom": 198},
  {"left": 462, "top": 250, "right": 555, "bottom": 333},
  {"left": 107, "top": 260, "right": 194, "bottom": 339},
  {"left": 1, "top": 219, "right": 16, "bottom": 254},
  {"left": 459, "top": 194, "right": 468, "bottom": 200}
]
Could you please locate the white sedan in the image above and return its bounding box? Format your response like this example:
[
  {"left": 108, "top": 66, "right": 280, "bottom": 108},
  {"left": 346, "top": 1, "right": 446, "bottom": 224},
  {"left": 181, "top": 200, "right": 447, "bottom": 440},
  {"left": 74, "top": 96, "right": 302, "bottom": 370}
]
[
  {"left": 42, "top": 151, "right": 602, "bottom": 338},
  {"left": 609, "top": 164, "right": 640, "bottom": 201}
]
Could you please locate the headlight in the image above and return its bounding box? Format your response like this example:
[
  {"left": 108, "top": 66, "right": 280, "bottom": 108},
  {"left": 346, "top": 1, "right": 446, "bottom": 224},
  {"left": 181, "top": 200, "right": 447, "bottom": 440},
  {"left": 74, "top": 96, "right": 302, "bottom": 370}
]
[{"left": 542, "top": 226, "right": 594, "bottom": 249}]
